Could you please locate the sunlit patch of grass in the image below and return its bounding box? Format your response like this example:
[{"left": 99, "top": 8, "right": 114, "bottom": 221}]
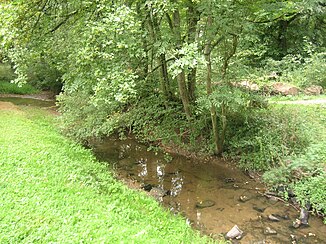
[
  {"left": 0, "top": 81, "right": 39, "bottom": 94},
  {"left": 0, "top": 108, "right": 220, "bottom": 243}
]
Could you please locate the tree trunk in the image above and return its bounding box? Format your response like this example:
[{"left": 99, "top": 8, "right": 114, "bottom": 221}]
[
  {"left": 186, "top": 1, "right": 199, "bottom": 102},
  {"left": 173, "top": 9, "right": 192, "bottom": 119},
  {"left": 146, "top": 6, "right": 171, "bottom": 101},
  {"left": 204, "top": 16, "right": 221, "bottom": 155}
]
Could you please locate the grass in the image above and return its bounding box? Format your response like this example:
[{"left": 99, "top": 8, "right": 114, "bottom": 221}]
[
  {"left": 0, "top": 107, "right": 219, "bottom": 243},
  {"left": 0, "top": 81, "right": 40, "bottom": 95}
]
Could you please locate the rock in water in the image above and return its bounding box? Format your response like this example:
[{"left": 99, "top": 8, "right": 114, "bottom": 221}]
[
  {"left": 149, "top": 187, "right": 168, "bottom": 201},
  {"left": 264, "top": 226, "right": 277, "bottom": 235},
  {"left": 293, "top": 219, "right": 301, "bottom": 229},
  {"left": 268, "top": 214, "right": 280, "bottom": 222},
  {"left": 226, "top": 225, "right": 243, "bottom": 240},
  {"left": 195, "top": 200, "right": 216, "bottom": 209},
  {"left": 299, "top": 208, "right": 309, "bottom": 225}
]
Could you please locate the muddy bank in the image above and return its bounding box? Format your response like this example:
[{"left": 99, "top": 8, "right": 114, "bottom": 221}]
[{"left": 92, "top": 138, "right": 326, "bottom": 243}]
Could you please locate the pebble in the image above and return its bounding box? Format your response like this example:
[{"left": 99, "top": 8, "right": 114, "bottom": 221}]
[
  {"left": 195, "top": 199, "right": 216, "bottom": 209},
  {"left": 268, "top": 214, "right": 280, "bottom": 222},
  {"left": 264, "top": 226, "right": 277, "bottom": 235}
]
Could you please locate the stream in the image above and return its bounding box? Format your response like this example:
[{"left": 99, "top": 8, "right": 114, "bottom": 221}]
[
  {"left": 2, "top": 96, "right": 326, "bottom": 243},
  {"left": 92, "top": 138, "right": 326, "bottom": 243}
]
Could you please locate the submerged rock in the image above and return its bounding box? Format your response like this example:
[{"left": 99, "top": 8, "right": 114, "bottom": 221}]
[
  {"left": 292, "top": 219, "right": 301, "bottom": 229},
  {"left": 293, "top": 207, "right": 310, "bottom": 228},
  {"left": 264, "top": 226, "right": 277, "bottom": 235},
  {"left": 141, "top": 183, "right": 154, "bottom": 192},
  {"left": 148, "top": 187, "right": 169, "bottom": 201},
  {"left": 226, "top": 225, "right": 243, "bottom": 240},
  {"left": 299, "top": 208, "right": 309, "bottom": 225},
  {"left": 224, "top": 178, "right": 236, "bottom": 183},
  {"left": 239, "top": 195, "right": 250, "bottom": 202},
  {"left": 195, "top": 199, "right": 216, "bottom": 209},
  {"left": 268, "top": 214, "right": 280, "bottom": 222},
  {"left": 253, "top": 206, "right": 266, "bottom": 213}
]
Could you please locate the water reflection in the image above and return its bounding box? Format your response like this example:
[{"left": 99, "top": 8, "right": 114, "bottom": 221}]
[
  {"left": 170, "top": 171, "right": 183, "bottom": 197},
  {"left": 137, "top": 158, "right": 148, "bottom": 178}
]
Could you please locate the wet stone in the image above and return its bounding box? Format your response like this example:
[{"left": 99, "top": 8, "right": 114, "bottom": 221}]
[
  {"left": 195, "top": 200, "right": 216, "bottom": 209},
  {"left": 226, "top": 225, "right": 243, "bottom": 240},
  {"left": 224, "top": 178, "right": 236, "bottom": 183},
  {"left": 299, "top": 208, "right": 309, "bottom": 225},
  {"left": 239, "top": 195, "right": 249, "bottom": 202},
  {"left": 253, "top": 206, "right": 266, "bottom": 213},
  {"left": 268, "top": 214, "right": 280, "bottom": 222},
  {"left": 264, "top": 226, "right": 277, "bottom": 235},
  {"left": 292, "top": 219, "right": 301, "bottom": 229},
  {"left": 141, "top": 183, "right": 154, "bottom": 192}
]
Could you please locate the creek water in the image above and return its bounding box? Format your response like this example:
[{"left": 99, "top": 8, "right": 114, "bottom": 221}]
[
  {"left": 2, "top": 97, "right": 325, "bottom": 243},
  {"left": 92, "top": 138, "right": 326, "bottom": 243}
]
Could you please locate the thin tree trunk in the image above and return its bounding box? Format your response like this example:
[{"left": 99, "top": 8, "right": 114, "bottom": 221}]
[
  {"left": 186, "top": 1, "right": 199, "bottom": 102},
  {"left": 173, "top": 9, "right": 192, "bottom": 119},
  {"left": 146, "top": 6, "right": 171, "bottom": 101},
  {"left": 205, "top": 16, "right": 222, "bottom": 155}
]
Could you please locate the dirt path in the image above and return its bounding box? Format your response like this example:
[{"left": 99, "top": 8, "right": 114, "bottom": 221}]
[
  {"left": 270, "top": 98, "right": 326, "bottom": 105},
  {"left": 0, "top": 91, "right": 55, "bottom": 101}
]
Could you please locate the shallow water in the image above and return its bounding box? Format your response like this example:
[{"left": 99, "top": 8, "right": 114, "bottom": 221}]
[
  {"left": 93, "top": 138, "right": 326, "bottom": 243},
  {"left": 0, "top": 97, "right": 55, "bottom": 107}
]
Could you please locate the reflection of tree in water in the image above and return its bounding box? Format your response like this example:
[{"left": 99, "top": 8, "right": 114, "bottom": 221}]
[
  {"left": 138, "top": 158, "right": 148, "bottom": 178},
  {"left": 156, "top": 161, "right": 165, "bottom": 188},
  {"left": 171, "top": 171, "right": 183, "bottom": 197},
  {"left": 118, "top": 143, "right": 131, "bottom": 159}
]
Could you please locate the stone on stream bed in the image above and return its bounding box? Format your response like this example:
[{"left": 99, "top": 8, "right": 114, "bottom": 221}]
[
  {"left": 268, "top": 214, "right": 280, "bottom": 222},
  {"left": 225, "top": 225, "right": 243, "bottom": 240},
  {"left": 264, "top": 226, "right": 277, "bottom": 235},
  {"left": 239, "top": 195, "right": 250, "bottom": 202},
  {"left": 195, "top": 200, "right": 216, "bottom": 209},
  {"left": 293, "top": 207, "right": 310, "bottom": 228}
]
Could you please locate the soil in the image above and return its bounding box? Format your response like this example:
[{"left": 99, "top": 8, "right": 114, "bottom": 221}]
[{"left": 0, "top": 101, "right": 20, "bottom": 111}]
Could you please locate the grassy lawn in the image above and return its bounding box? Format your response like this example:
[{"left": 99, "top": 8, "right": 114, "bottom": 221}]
[
  {"left": 0, "top": 81, "right": 39, "bottom": 95},
  {"left": 0, "top": 107, "right": 218, "bottom": 243}
]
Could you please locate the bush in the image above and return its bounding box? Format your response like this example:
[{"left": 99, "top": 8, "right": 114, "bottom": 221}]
[
  {"left": 0, "top": 64, "right": 16, "bottom": 82},
  {"left": 226, "top": 106, "right": 310, "bottom": 170}
]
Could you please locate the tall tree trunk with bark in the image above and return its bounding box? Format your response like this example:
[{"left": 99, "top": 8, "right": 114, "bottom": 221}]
[
  {"left": 186, "top": 1, "right": 199, "bottom": 103},
  {"left": 204, "top": 16, "right": 221, "bottom": 155},
  {"left": 173, "top": 9, "right": 192, "bottom": 119}
]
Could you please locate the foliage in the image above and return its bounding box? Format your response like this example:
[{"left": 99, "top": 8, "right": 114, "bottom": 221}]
[
  {"left": 0, "top": 107, "right": 219, "bottom": 243},
  {"left": 0, "top": 64, "right": 16, "bottom": 82},
  {"left": 262, "top": 105, "right": 326, "bottom": 220},
  {"left": 226, "top": 105, "right": 310, "bottom": 170}
]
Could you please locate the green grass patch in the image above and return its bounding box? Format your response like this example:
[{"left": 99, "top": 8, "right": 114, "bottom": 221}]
[
  {"left": 0, "top": 107, "right": 218, "bottom": 243},
  {"left": 0, "top": 81, "right": 39, "bottom": 95}
]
